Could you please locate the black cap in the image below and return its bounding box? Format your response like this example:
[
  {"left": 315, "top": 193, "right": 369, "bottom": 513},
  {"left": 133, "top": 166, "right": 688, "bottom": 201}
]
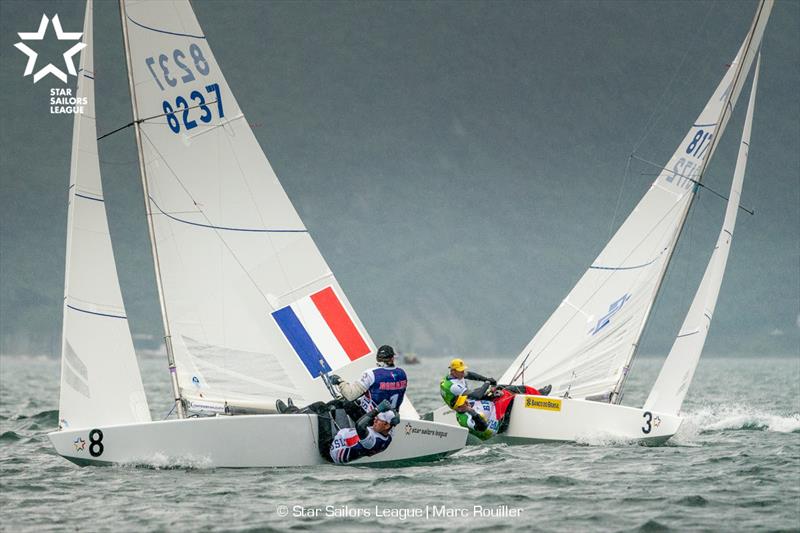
[{"left": 376, "top": 345, "right": 396, "bottom": 362}]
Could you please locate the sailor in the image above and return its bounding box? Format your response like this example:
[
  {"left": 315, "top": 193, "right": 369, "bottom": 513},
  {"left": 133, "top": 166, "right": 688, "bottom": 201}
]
[
  {"left": 440, "top": 358, "right": 551, "bottom": 439},
  {"left": 325, "top": 400, "right": 399, "bottom": 464},
  {"left": 328, "top": 344, "right": 408, "bottom": 420}
]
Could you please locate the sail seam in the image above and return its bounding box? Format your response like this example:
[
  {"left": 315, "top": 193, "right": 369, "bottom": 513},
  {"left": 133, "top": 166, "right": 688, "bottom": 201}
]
[
  {"left": 589, "top": 258, "right": 658, "bottom": 271},
  {"left": 66, "top": 303, "right": 127, "bottom": 319},
  {"left": 75, "top": 193, "right": 104, "bottom": 202},
  {"left": 148, "top": 195, "right": 308, "bottom": 233},
  {"left": 125, "top": 14, "right": 206, "bottom": 39}
]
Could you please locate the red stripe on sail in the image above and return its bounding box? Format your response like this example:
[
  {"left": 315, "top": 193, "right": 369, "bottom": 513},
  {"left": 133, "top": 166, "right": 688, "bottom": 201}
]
[{"left": 311, "top": 287, "right": 370, "bottom": 361}]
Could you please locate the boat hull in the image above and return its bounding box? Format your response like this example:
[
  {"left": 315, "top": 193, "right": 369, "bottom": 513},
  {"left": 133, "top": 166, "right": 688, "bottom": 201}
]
[
  {"left": 48, "top": 414, "right": 467, "bottom": 467},
  {"left": 431, "top": 395, "right": 681, "bottom": 445}
]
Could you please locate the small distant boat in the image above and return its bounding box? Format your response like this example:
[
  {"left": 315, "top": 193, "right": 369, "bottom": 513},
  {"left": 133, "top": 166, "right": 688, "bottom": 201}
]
[
  {"left": 402, "top": 353, "right": 420, "bottom": 365},
  {"left": 434, "top": 0, "right": 772, "bottom": 445}
]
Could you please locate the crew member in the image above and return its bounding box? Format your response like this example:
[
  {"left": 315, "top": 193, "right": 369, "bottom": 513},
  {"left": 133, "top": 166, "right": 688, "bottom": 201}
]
[
  {"left": 325, "top": 400, "right": 399, "bottom": 464},
  {"left": 440, "top": 358, "right": 551, "bottom": 439},
  {"left": 328, "top": 344, "right": 407, "bottom": 420}
]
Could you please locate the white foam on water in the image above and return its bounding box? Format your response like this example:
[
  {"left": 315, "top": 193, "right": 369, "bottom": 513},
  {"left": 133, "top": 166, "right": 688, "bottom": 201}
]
[
  {"left": 574, "top": 432, "right": 639, "bottom": 447},
  {"left": 121, "top": 451, "right": 214, "bottom": 470},
  {"left": 681, "top": 405, "right": 800, "bottom": 435}
]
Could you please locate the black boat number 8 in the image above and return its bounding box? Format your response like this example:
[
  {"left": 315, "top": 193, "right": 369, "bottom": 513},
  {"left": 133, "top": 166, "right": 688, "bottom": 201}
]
[
  {"left": 642, "top": 411, "right": 652, "bottom": 434},
  {"left": 89, "top": 429, "right": 104, "bottom": 457}
]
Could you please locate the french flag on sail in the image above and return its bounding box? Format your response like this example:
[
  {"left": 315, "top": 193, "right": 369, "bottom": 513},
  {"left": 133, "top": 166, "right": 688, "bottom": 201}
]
[{"left": 272, "top": 286, "right": 371, "bottom": 378}]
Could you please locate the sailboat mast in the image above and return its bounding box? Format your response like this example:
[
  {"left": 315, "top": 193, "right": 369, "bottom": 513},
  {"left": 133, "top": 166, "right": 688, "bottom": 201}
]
[
  {"left": 610, "top": 0, "right": 769, "bottom": 404},
  {"left": 118, "top": 0, "right": 185, "bottom": 418}
]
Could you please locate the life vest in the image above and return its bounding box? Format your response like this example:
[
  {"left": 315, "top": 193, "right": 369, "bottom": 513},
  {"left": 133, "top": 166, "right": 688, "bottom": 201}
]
[{"left": 356, "top": 366, "right": 408, "bottom": 412}]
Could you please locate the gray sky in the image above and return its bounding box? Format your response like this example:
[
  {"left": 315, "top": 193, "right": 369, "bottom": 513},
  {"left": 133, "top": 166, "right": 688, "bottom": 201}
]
[{"left": 1, "top": 0, "right": 798, "bottom": 358}]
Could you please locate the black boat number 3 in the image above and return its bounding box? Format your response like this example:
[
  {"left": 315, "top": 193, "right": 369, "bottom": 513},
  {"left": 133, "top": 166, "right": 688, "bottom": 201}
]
[
  {"left": 642, "top": 411, "right": 652, "bottom": 434},
  {"left": 89, "top": 429, "right": 104, "bottom": 457}
]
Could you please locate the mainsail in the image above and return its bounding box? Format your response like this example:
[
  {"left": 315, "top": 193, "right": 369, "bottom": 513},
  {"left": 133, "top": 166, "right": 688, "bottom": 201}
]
[
  {"left": 59, "top": 0, "right": 150, "bottom": 430},
  {"left": 119, "top": 0, "right": 417, "bottom": 417},
  {"left": 500, "top": 1, "right": 772, "bottom": 401},
  {"left": 645, "top": 57, "right": 761, "bottom": 415}
]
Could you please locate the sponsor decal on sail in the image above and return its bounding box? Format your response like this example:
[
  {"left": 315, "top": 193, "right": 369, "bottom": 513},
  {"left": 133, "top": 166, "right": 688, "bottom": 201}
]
[
  {"left": 272, "top": 286, "right": 371, "bottom": 378},
  {"left": 525, "top": 397, "right": 562, "bottom": 411}
]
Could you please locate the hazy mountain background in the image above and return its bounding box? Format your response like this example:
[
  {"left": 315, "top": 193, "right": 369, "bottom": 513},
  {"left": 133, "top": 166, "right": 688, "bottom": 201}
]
[{"left": 1, "top": 0, "right": 797, "bottom": 359}]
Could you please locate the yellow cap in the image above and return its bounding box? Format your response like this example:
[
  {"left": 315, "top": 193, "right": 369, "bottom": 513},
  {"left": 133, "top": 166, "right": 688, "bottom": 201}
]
[
  {"left": 449, "top": 358, "right": 468, "bottom": 372},
  {"left": 453, "top": 395, "right": 468, "bottom": 408}
]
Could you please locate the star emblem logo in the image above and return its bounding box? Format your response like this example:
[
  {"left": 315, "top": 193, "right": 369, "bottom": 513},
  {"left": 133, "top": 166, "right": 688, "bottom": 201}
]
[
  {"left": 14, "top": 14, "right": 86, "bottom": 84},
  {"left": 653, "top": 416, "right": 662, "bottom": 428},
  {"left": 404, "top": 422, "right": 413, "bottom": 435},
  {"left": 73, "top": 437, "right": 86, "bottom": 452}
]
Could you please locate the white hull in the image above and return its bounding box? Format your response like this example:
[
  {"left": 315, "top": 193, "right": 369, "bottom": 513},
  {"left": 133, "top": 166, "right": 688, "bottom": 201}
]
[
  {"left": 48, "top": 415, "right": 467, "bottom": 467},
  {"left": 431, "top": 395, "right": 681, "bottom": 445}
]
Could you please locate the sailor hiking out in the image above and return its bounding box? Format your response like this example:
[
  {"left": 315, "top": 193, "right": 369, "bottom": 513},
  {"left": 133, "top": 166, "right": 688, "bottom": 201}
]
[
  {"left": 440, "top": 358, "right": 551, "bottom": 440},
  {"left": 275, "top": 345, "right": 406, "bottom": 463},
  {"left": 325, "top": 400, "right": 398, "bottom": 464}
]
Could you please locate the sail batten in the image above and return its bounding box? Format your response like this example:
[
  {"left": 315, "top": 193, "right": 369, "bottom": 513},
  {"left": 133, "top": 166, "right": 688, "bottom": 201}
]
[
  {"left": 58, "top": 0, "right": 150, "bottom": 430},
  {"left": 499, "top": 0, "right": 773, "bottom": 402}
]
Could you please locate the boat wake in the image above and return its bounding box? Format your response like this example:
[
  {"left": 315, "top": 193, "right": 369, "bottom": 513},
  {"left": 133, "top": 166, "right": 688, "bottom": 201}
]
[
  {"left": 574, "top": 433, "right": 642, "bottom": 447},
  {"left": 119, "top": 452, "right": 215, "bottom": 470},
  {"left": 674, "top": 405, "right": 800, "bottom": 443}
]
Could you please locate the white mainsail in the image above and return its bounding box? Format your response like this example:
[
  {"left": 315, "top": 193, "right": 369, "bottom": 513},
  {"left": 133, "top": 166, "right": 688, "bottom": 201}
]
[
  {"left": 59, "top": 0, "right": 150, "bottom": 430},
  {"left": 500, "top": 1, "right": 773, "bottom": 401},
  {"left": 645, "top": 57, "right": 761, "bottom": 415},
  {"left": 120, "top": 0, "right": 416, "bottom": 417}
]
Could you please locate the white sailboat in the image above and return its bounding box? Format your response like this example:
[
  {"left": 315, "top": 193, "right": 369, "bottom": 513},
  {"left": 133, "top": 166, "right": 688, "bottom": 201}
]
[
  {"left": 49, "top": 0, "right": 466, "bottom": 467},
  {"left": 433, "top": 0, "right": 771, "bottom": 444}
]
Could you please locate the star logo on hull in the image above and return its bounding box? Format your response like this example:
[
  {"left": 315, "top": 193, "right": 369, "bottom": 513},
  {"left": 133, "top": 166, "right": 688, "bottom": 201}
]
[
  {"left": 14, "top": 14, "right": 86, "bottom": 84},
  {"left": 73, "top": 437, "right": 86, "bottom": 452}
]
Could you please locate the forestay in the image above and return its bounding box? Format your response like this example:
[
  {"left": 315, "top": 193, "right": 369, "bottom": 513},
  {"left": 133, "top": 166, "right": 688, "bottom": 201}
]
[
  {"left": 120, "top": 0, "right": 416, "bottom": 417},
  {"left": 500, "top": 1, "right": 773, "bottom": 401},
  {"left": 59, "top": 0, "right": 150, "bottom": 430},
  {"left": 645, "top": 57, "right": 761, "bottom": 415}
]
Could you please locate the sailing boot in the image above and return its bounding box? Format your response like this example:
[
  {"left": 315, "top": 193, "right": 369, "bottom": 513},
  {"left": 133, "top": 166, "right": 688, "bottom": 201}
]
[
  {"left": 276, "top": 399, "right": 289, "bottom": 413},
  {"left": 538, "top": 384, "right": 552, "bottom": 396}
]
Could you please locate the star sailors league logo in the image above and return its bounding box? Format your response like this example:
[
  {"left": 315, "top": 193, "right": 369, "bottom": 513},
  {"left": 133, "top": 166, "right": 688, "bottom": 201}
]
[
  {"left": 14, "top": 14, "right": 86, "bottom": 84},
  {"left": 13, "top": 14, "right": 89, "bottom": 115}
]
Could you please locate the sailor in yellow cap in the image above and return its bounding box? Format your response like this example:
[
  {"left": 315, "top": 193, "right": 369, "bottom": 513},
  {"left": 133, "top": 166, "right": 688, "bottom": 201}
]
[{"left": 440, "top": 358, "right": 551, "bottom": 440}]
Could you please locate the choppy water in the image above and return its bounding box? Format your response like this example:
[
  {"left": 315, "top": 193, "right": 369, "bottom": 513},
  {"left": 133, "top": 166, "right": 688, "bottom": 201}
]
[{"left": 1, "top": 354, "right": 798, "bottom": 531}]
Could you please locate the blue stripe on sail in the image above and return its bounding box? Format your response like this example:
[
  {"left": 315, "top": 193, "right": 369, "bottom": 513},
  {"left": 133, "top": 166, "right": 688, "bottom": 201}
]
[
  {"left": 66, "top": 304, "right": 126, "bottom": 320},
  {"left": 148, "top": 196, "right": 307, "bottom": 233},
  {"left": 126, "top": 14, "right": 206, "bottom": 39},
  {"left": 75, "top": 193, "right": 104, "bottom": 202},
  {"left": 272, "top": 306, "right": 331, "bottom": 378},
  {"left": 589, "top": 258, "right": 658, "bottom": 271}
]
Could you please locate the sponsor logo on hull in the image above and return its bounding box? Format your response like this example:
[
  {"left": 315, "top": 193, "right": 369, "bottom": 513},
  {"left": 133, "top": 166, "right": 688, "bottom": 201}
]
[{"left": 525, "top": 397, "right": 562, "bottom": 411}]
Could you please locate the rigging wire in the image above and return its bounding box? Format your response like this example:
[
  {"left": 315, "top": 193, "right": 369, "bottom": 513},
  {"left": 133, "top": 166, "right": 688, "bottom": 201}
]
[{"left": 96, "top": 100, "right": 219, "bottom": 141}]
